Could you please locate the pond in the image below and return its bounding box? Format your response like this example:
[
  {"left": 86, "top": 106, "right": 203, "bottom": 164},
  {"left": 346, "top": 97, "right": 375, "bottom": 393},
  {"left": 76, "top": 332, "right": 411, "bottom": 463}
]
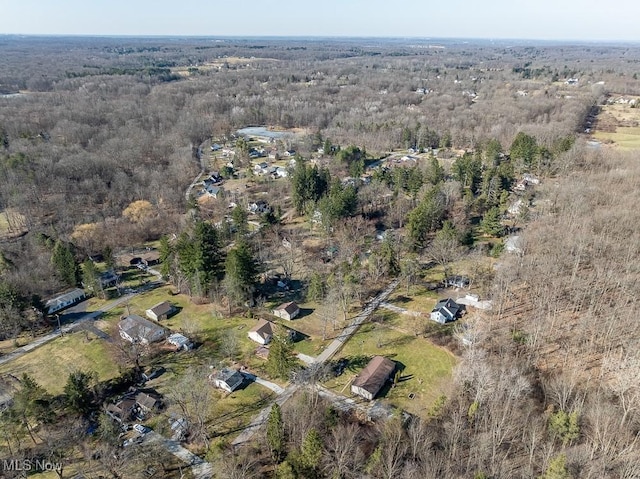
[{"left": 236, "top": 126, "right": 292, "bottom": 139}]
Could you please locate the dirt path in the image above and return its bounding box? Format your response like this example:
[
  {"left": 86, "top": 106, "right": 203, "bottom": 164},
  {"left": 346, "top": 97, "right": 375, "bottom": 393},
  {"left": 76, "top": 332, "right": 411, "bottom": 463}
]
[{"left": 232, "top": 278, "right": 400, "bottom": 447}]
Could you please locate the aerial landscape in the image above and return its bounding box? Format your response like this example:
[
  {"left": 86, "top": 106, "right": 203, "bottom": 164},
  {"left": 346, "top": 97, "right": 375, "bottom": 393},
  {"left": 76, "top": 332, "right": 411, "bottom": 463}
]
[{"left": 1, "top": 1, "right": 640, "bottom": 479}]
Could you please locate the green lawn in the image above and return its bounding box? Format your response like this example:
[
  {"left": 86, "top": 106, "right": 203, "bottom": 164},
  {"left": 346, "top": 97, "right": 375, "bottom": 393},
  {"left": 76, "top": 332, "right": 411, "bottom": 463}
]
[
  {"left": 325, "top": 321, "right": 457, "bottom": 416},
  {"left": 594, "top": 127, "right": 640, "bottom": 149},
  {"left": 0, "top": 331, "right": 119, "bottom": 395}
]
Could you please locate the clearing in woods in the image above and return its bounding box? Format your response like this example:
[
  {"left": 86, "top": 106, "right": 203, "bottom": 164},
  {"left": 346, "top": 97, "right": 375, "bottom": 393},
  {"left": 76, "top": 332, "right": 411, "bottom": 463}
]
[{"left": 593, "top": 96, "right": 640, "bottom": 149}]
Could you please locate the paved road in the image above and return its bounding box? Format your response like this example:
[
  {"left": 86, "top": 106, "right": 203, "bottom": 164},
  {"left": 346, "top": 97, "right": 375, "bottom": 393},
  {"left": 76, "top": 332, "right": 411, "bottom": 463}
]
[{"left": 0, "top": 282, "right": 162, "bottom": 366}]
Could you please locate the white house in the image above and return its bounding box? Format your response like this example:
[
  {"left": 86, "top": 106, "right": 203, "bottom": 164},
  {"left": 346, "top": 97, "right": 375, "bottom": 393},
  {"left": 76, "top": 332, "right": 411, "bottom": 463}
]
[
  {"left": 45, "top": 288, "right": 86, "bottom": 315},
  {"left": 118, "top": 315, "right": 166, "bottom": 345},
  {"left": 273, "top": 301, "right": 300, "bottom": 321},
  {"left": 430, "top": 298, "right": 463, "bottom": 324},
  {"left": 248, "top": 319, "right": 274, "bottom": 345},
  {"left": 212, "top": 368, "right": 244, "bottom": 393}
]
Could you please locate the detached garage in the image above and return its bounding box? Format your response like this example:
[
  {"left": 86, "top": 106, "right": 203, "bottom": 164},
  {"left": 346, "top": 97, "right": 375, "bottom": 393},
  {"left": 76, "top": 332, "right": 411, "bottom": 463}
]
[{"left": 351, "top": 356, "right": 396, "bottom": 401}]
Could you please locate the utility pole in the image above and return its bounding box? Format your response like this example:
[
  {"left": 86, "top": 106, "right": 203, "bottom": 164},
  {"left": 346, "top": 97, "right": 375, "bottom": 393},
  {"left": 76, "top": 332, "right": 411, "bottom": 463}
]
[{"left": 56, "top": 314, "right": 63, "bottom": 336}]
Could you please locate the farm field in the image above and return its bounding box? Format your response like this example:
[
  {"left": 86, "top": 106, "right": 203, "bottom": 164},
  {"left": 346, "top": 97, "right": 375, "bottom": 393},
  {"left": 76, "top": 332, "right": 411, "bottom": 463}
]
[{"left": 593, "top": 98, "right": 640, "bottom": 149}]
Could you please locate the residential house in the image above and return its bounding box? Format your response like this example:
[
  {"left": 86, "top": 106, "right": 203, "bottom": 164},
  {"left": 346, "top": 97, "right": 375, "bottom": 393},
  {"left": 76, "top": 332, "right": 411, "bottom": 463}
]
[
  {"left": 273, "top": 167, "right": 288, "bottom": 178},
  {"left": 351, "top": 356, "right": 396, "bottom": 401},
  {"left": 273, "top": 301, "right": 300, "bottom": 321},
  {"left": 284, "top": 149, "right": 296, "bottom": 157},
  {"left": 248, "top": 200, "right": 271, "bottom": 215},
  {"left": 248, "top": 319, "right": 275, "bottom": 345},
  {"left": 253, "top": 162, "right": 269, "bottom": 175},
  {"left": 204, "top": 184, "right": 223, "bottom": 198},
  {"left": 444, "top": 276, "right": 470, "bottom": 289},
  {"left": 212, "top": 368, "right": 245, "bottom": 393},
  {"left": 135, "top": 391, "right": 161, "bottom": 414},
  {"left": 118, "top": 314, "right": 166, "bottom": 345},
  {"left": 145, "top": 301, "right": 176, "bottom": 321},
  {"left": 100, "top": 270, "right": 119, "bottom": 288},
  {"left": 105, "top": 398, "right": 136, "bottom": 423},
  {"left": 167, "top": 333, "right": 193, "bottom": 351},
  {"left": 45, "top": 288, "right": 86, "bottom": 315},
  {"left": 430, "top": 298, "right": 464, "bottom": 324}
]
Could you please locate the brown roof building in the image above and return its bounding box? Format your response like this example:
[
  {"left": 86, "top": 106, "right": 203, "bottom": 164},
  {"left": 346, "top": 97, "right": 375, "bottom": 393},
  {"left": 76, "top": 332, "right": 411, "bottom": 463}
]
[
  {"left": 351, "top": 356, "right": 396, "bottom": 401},
  {"left": 273, "top": 301, "right": 300, "bottom": 321}
]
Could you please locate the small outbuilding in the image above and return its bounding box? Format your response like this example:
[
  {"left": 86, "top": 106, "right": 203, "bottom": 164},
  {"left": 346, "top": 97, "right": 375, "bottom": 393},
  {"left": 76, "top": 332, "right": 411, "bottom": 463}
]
[
  {"left": 273, "top": 301, "right": 300, "bottom": 321},
  {"left": 167, "top": 333, "right": 193, "bottom": 351},
  {"left": 351, "top": 356, "right": 396, "bottom": 401},
  {"left": 212, "top": 368, "right": 245, "bottom": 393},
  {"left": 145, "top": 301, "right": 176, "bottom": 321},
  {"left": 248, "top": 319, "right": 275, "bottom": 345}
]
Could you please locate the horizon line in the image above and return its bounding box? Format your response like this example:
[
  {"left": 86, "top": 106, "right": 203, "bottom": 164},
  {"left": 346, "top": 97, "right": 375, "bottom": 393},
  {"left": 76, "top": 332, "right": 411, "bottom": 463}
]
[{"left": 1, "top": 33, "right": 639, "bottom": 45}]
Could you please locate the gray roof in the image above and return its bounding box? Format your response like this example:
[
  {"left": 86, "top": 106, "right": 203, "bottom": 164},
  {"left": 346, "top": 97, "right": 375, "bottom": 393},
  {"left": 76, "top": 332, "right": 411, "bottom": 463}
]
[
  {"left": 45, "top": 288, "right": 86, "bottom": 313},
  {"left": 432, "top": 298, "right": 462, "bottom": 322},
  {"left": 119, "top": 314, "right": 166, "bottom": 343},
  {"left": 216, "top": 368, "right": 244, "bottom": 391}
]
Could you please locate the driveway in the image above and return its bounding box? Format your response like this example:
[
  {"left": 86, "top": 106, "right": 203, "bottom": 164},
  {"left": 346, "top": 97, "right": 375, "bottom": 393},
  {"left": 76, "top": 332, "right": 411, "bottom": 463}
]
[{"left": 232, "top": 278, "right": 400, "bottom": 446}]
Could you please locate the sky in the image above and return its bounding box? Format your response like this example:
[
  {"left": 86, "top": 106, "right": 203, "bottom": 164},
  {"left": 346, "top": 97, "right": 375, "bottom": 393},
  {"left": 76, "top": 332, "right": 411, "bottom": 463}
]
[{"left": 1, "top": 0, "right": 639, "bottom": 42}]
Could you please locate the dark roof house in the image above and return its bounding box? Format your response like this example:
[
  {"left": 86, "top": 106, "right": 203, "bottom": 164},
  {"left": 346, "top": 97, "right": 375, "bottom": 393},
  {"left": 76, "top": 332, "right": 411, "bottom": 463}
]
[
  {"left": 430, "top": 298, "right": 464, "bottom": 324},
  {"left": 351, "top": 356, "right": 396, "bottom": 401},
  {"left": 145, "top": 301, "right": 176, "bottom": 321},
  {"left": 212, "top": 368, "right": 245, "bottom": 393},
  {"left": 135, "top": 391, "right": 161, "bottom": 412}
]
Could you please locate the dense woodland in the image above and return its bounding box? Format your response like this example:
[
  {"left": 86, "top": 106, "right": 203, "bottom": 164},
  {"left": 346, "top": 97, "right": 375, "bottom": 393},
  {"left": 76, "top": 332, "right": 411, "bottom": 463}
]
[{"left": 2, "top": 36, "right": 640, "bottom": 478}]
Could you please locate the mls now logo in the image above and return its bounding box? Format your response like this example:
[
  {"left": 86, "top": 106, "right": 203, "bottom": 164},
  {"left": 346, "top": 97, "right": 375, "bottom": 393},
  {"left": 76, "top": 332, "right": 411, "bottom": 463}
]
[{"left": 3, "top": 459, "right": 62, "bottom": 472}]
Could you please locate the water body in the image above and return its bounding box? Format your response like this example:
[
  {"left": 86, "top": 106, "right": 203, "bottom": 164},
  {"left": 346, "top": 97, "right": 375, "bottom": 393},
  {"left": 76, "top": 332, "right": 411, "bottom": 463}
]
[{"left": 236, "top": 126, "right": 292, "bottom": 139}]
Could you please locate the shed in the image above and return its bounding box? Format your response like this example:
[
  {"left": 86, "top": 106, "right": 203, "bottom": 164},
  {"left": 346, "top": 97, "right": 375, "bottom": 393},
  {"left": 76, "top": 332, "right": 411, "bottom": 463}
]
[
  {"left": 351, "top": 356, "right": 396, "bottom": 401},
  {"left": 273, "top": 301, "right": 300, "bottom": 321},
  {"left": 145, "top": 301, "right": 176, "bottom": 321},
  {"left": 167, "top": 333, "right": 193, "bottom": 351}
]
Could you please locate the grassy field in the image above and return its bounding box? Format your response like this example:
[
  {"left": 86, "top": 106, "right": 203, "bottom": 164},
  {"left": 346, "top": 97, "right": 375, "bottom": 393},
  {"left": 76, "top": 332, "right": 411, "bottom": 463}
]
[
  {"left": 594, "top": 127, "right": 640, "bottom": 149},
  {"left": 0, "top": 331, "right": 119, "bottom": 395},
  {"left": 593, "top": 100, "right": 640, "bottom": 149},
  {"left": 325, "top": 318, "right": 457, "bottom": 417}
]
